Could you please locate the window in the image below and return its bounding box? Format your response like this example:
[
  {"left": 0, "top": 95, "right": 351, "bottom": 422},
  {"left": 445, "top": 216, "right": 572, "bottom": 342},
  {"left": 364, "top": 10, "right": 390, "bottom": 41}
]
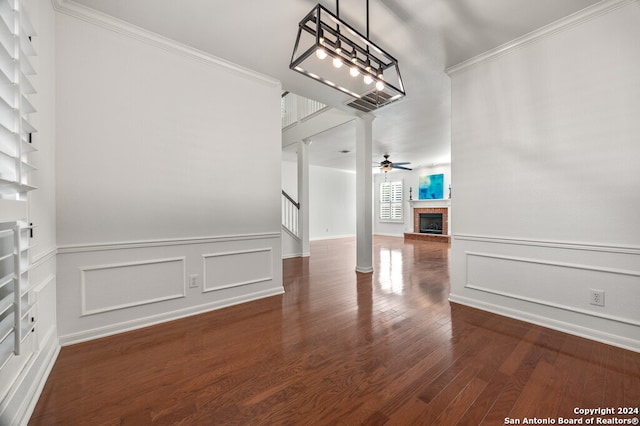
[
  {"left": 380, "top": 180, "right": 403, "bottom": 221},
  {"left": 0, "top": 0, "right": 37, "bottom": 372}
]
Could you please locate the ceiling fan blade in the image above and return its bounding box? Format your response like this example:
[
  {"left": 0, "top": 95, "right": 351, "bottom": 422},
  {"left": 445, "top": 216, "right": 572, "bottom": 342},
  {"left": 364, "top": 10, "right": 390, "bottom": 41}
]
[
  {"left": 393, "top": 165, "right": 412, "bottom": 170},
  {"left": 392, "top": 162, "right": 411, "bottom": 165}
]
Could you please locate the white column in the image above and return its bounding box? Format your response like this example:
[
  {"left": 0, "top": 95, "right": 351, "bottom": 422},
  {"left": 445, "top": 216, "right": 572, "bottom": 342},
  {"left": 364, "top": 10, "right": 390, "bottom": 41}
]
[
  {"left": 355, "top": 115, "right": 374, "bottom": 273},
  {"left": 298, "top": 139, "right": 310, "bottom": 257}
]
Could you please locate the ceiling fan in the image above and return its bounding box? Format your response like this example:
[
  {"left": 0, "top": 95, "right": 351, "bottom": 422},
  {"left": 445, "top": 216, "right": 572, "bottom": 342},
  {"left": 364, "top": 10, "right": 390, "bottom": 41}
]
[{"left": 378, "top": 154, "right": 412, "bottom": 172}]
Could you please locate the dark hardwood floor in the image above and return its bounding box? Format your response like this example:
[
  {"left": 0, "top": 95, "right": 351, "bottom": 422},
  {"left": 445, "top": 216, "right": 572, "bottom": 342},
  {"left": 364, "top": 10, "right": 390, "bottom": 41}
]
[{"left": 30, "top": 237, "right": 640, "bottom": 425}]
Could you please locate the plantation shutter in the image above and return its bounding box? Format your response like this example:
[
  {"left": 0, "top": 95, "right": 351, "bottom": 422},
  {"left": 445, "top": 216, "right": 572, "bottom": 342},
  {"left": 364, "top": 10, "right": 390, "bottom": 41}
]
[
  {"left": 0, "top": 0, "right": 37, "bottom": 370},
  {"left": 390, "top": 181, "right": 402, "bottom": 220},
  {"left": 380, "top": 182, "right": 391, "bottom": 220},
  {"left": 380, "top": 180, "right": 403, "bottom": 221}
]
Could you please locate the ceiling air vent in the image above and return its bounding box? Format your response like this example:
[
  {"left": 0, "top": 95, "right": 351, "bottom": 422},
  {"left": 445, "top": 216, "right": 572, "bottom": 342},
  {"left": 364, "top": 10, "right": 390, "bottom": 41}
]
[{"left": 345, "top": 89, "right": 399, "bottom": 113}]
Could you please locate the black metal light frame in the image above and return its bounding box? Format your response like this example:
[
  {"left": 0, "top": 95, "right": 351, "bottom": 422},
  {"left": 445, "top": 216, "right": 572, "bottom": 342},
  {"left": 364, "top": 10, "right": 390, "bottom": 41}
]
[{"left": 289, "top": 3, "right": 406, "bottom": 112}]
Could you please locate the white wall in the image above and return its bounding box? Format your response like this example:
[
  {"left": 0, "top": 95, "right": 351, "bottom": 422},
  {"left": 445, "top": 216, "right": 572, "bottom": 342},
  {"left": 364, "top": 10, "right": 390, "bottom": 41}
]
[
  {"left": 373, "top": 165, "right": 451, "bottom": 237},
  {"left": 283, "top": 161, "right": 452, "bottom": 242},
  {"left": 282, "top": 160, "right": 356, "bottom": 241},
  {"left": 0, "top": 1, "right": 59, "bottom": 424},
  {"left": 449, "top": 0, "right": 640, "bottom": 351},
  {"left": 54, "top": 8, "right": 283, "bottom": 344},
  {"left": 309, "top": 165, "right": 356, "bottom": 240},
  {"left": 281, "top": 159, "right": 298, "bottom": 200}
]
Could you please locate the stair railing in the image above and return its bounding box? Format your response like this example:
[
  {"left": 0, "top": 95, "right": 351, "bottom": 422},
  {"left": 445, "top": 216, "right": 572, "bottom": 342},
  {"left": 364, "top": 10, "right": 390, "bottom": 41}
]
[
  {"left": 281, "top": 190, "right": 300, "bottom": 239},
  {"left": 281, "top": 92, "right": 327, "bottom": 129}
]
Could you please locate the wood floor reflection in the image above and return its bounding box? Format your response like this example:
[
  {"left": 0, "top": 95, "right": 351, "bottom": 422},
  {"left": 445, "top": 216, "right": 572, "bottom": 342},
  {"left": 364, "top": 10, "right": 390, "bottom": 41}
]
[{"left": 30, "top": 236, "right": 640, "bottom": 425}]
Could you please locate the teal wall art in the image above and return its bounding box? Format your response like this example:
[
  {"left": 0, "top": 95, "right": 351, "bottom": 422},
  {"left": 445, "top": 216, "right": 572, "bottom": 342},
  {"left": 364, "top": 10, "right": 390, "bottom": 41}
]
[{"left": 418, "top": 174, "right": 444, "bottom": 199}]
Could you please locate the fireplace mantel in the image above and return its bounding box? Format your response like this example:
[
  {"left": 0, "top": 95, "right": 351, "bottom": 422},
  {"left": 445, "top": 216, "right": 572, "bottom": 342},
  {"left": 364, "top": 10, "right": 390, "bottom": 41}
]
[{"left": 409, "top": 199, "right": 451, "bottom": 208}]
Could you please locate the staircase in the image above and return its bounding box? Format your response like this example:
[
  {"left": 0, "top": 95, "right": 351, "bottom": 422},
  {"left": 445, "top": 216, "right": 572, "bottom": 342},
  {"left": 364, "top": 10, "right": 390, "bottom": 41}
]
[
  {"left": 281, "top": 190, "right": 303, "bottom": 258},
  {"left": 281, "top": 190, "right": 300, "bottom": 239}
]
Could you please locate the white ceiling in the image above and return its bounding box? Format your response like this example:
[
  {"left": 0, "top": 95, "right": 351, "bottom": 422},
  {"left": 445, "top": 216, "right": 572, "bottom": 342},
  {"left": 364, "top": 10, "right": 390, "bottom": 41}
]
[{"left": 70, "top": 0, "right": 602, "bottom": 172}]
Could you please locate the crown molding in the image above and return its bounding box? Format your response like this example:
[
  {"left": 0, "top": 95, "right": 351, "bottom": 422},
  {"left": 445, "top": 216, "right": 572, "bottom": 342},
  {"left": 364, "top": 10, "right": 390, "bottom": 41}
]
[
  {"left": 50, "top": 0, "right": 281, "bottom": 89},
  {"left": 446, "top": 0, "right": 638, "bottom": 75}
]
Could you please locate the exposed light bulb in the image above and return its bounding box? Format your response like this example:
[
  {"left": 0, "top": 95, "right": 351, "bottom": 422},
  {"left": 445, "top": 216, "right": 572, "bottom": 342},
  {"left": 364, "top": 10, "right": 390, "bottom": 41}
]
[
  {"left": 316, "top": 48, "right": 327, "bottom": 60},
  {"left": 363, "top": 61, "right": 373, "bottom": 84},
  {"left": 333, "top": 46, "right": 343, "bottom": 68},
  {"left": 349, "top": 50, "right": 359, "bottom": 76},
  {"left": 376, "top": 68, "right": 385, "bottom": 90},
  {"left": 315, "top": 33, "right": 326, "bottom": 59}
]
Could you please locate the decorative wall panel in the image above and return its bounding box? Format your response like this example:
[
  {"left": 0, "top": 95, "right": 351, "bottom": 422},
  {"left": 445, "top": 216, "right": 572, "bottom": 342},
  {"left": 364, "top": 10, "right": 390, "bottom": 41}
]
[
  {"left": 203, "top": 248, "right": 273, "bottom": 292},
  {"left": 81, "top": 258, "right": 186, "bottom": 315}
]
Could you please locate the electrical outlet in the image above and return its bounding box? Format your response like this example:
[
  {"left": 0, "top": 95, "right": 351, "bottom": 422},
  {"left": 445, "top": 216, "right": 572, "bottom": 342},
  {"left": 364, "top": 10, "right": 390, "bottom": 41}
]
[
  {"left": 189, "top": 274, "right": 198, "bottom": 288},
  {"left": 590, "top": 289, "right": 605, "bottom": 307}
]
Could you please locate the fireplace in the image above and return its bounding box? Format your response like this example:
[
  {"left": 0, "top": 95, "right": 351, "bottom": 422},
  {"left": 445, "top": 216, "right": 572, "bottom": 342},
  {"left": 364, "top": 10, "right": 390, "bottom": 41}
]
[
  {"left": 419, "top": 213, "right": 443, "bottom": 234},
  {"left": 413, "top": 207, "right": 448, "bottom": 235}
]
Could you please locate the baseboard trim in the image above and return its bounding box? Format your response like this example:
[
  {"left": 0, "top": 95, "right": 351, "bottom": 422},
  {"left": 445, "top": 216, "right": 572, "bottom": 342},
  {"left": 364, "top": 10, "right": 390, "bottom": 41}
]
[
  {"left": 59, "top": 287, "right": 284, "bottom": 346},
  {"left": 282, "top": 252, "right": 303, "bottom": 259},
  {"left": 465, "top": 283, "right": 640, "bottom": 327},
  {"left": 310, "top": 234, "right": 356, "bottom": 241},
  {"left": 448, "top": 293, "right": 640, "bottom": 353},
  {"left": 0, "top": 327, "right": 60, "bottom": 426},
  {"left": 18, "top": 329, "right": 60, "bottom": 426}
]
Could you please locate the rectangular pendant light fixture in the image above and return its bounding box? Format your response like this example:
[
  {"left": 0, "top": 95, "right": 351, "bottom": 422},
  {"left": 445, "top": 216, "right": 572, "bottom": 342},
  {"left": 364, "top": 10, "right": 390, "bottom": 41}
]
[{"left": 289, "top": 3, "right": 406, "bottom": 112}]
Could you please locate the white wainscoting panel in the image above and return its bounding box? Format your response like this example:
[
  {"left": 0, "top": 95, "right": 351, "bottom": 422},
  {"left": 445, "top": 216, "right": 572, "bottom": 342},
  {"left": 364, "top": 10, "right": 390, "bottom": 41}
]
[
  {"left": 203, "top": 248, "right": 273, "bottom": 292},
  {"left": 464, "top": 251, "right": 640, "bottom": 326},
  {"left": 450, "top": 234, "right": 640, "bottom": 351},
  {"left": 57, "top": 233, "right": 283, "bottom": 346},
  {"left": 81, "top": 257, "right": 186, "bottom": 316}
]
